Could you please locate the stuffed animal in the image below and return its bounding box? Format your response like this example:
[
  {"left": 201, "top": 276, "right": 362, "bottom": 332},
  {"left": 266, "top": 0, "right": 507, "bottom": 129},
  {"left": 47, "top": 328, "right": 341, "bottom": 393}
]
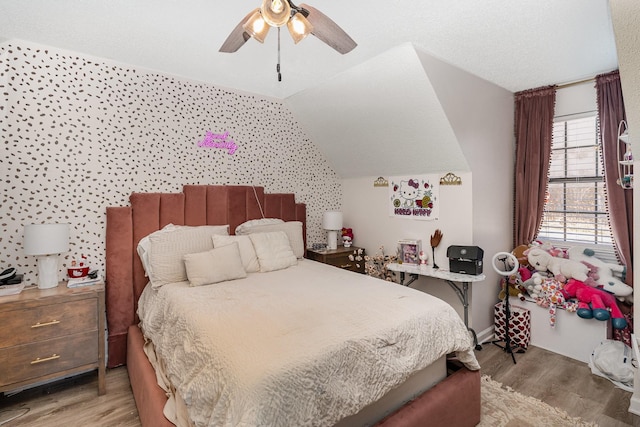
[
  {"left": 521, "top": 271, "right": 546, "bottom": 299},
  {"left": 561, "top": 279, "right": 627, "bottom": 329},
  {"left": 533, "top": 240, "right": 568, "bottom": 258},
  {"left": 525, "top": 247, "right": 596, "bottom": 285},
  {"left": 567, "top": 247, "right": 632, "bottom": 300},
  {"left": 498, "top": 266, "right": 529, "bottom": 300},
  {"left": 534, "top": 277, "right": 577, "bottom": 327},
  {"left": 512, "top": 244, "right": 531, "bottom": 267}
]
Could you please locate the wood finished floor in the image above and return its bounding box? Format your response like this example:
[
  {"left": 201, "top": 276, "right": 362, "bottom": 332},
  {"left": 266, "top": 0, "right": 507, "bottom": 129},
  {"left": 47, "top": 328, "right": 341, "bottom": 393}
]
[
  {"left": 0, "top": 367, "right": 139, "bottom": 426},
  {"left": 0, "top": 344, "right": 638, "bottom": 426},
  {"left": 475, "top": 343, "right": 640, "bottom": 427}
]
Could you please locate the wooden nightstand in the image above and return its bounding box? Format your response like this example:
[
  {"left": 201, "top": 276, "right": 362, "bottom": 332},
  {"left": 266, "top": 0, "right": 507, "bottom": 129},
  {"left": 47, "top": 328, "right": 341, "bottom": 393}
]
[
  {"left": 306, "top": 246, "right": 366, "bottom": 274},
  {"left": 0, "top": 282, "right": 106, "bottom": 395}
]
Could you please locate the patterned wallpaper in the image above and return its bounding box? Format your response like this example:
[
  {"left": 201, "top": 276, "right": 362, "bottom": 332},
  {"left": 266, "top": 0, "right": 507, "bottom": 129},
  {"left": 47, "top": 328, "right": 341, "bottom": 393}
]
[{"left": 0, "top": 41, "right": 342, "bottom": 284}]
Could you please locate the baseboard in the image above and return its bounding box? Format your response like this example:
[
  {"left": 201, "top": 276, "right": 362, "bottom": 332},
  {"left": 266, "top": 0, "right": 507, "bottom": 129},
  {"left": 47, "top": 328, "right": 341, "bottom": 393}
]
[
  {"left": 476, "top": 325, "right": 495, "bottom": 347},
  {"left": 628, "top": 396, "right": 640, "bottom": 416}
]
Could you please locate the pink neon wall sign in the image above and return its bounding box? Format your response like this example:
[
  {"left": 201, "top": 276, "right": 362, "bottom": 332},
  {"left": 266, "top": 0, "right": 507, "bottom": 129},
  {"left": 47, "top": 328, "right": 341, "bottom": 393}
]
[{"left": 198, "top": 131, "right": 238, "bottom": 155}]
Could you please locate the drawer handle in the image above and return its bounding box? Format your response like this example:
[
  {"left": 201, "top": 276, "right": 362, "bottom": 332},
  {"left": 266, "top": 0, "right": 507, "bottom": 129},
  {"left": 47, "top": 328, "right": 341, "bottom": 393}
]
[
  {"left": 31, "top": 320, "right": 60, "bottom": 328},
  {"left": 31, "top": 354, "right": 60, "bottom": 364},
  {"left": 340, "top": 264, "right": 352, "bottom": 268}
]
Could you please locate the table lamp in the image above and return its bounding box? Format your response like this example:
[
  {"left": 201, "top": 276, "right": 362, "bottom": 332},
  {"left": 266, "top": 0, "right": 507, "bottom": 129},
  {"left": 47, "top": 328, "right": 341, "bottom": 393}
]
[
  {"left": 23, "top": 223, "right": 70, "bottom": 289},
  {"left": 322, "top": 211, "right": 343, "bottom": 250}
]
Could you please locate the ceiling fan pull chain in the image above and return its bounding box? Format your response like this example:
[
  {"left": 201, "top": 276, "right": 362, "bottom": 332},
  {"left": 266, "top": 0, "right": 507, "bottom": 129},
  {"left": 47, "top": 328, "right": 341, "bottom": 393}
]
[{"left": 277, "top": 27, "right": 282, "bottom": 81}]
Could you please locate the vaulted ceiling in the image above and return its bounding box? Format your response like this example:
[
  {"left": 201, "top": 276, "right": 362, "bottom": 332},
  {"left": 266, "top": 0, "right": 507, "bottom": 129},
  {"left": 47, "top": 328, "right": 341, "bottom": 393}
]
[
  {"left": 0, "top": 0, "right": 618, "bottom": 99},
  {"left": 0, "top": 0, "right": 626, "bottom": 178}
]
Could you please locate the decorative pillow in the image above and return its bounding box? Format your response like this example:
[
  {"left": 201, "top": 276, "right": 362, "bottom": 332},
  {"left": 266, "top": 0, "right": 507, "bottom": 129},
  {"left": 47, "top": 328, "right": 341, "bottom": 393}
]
[
  {"left": 137, "top": 223, "right": 180, "bottom": 277},
  {"left": 212, "top": 234, "right": 260, "bottom": 273},
  {"left": 249, "top": 231, "right": 298, "bottom": 272},
  {"left": 237, "top": 221, "right": 304, "bottom": 258},
  {"left": 235, "top": 218, "right": 284, "bottom": 235},
  {"left": 184, "top": 242, "right": 247, "bottom": 287},
  {"left": 147, "top": 224, "right": 230, "bottom": 288}
]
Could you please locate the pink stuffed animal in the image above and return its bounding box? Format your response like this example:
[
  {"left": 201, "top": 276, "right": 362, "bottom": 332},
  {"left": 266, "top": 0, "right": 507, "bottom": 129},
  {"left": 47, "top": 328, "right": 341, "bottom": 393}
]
[{"left": 561, "top": 279, "right": 627, "bottom": 329}]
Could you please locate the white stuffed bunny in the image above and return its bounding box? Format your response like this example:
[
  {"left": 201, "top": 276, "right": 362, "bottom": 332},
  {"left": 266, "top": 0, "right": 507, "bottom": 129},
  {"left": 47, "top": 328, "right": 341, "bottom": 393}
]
[
  {"left": 567, "top": 246, "right": 632, "bottom": 300},
  {"left": 526, "top": 247, "right": 592, "bottom": 283}
]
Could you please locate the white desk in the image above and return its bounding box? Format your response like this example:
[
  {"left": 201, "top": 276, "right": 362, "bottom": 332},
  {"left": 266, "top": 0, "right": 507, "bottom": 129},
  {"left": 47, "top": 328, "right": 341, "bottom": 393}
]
[{"left": 386, "top": 263, "right": 485, "bottom": 349}]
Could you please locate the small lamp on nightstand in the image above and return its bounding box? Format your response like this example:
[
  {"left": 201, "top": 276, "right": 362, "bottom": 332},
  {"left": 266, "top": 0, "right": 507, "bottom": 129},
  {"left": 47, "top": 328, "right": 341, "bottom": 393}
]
[
  {"left": 322, "top": 211, "right": 343, "bottom": 251},
  {"left": 23, "top": 223, "right": 70, "bottom": 289}
]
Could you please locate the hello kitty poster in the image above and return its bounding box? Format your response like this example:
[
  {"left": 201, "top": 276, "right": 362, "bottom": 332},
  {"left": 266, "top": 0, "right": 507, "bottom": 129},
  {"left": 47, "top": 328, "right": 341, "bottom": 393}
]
[{"left": 388, "top": 175, "right": 439, "bottom": 220}]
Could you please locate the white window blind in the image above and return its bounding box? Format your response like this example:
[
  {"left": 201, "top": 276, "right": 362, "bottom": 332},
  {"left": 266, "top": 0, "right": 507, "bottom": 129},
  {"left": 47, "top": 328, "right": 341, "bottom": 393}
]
[{"left": 537, "top": 115, "right": 617, "bottom": 263}]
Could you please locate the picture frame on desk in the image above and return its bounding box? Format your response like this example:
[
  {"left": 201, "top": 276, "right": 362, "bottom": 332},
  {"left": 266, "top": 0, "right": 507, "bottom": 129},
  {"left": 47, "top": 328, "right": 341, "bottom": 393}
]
[{"left": 397, "top": 239, "right": 421, "bottom": 265}]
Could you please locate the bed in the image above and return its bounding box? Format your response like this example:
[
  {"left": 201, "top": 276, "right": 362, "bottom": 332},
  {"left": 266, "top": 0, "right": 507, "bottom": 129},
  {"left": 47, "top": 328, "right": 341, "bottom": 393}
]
[{"left": 105, "top": 185, "right": 481, "bottom": 427}]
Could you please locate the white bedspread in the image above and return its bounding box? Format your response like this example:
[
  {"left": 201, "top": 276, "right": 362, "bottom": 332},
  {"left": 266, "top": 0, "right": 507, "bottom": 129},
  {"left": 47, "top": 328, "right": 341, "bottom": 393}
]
[{"left": 138, "top": 259, "right": 480, "bottom": 427}]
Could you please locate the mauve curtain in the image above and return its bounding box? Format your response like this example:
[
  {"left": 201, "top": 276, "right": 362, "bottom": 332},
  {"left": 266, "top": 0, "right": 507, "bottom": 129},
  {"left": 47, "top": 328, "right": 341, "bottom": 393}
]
[
  {"left": 596, "top": 70, "right": 633, "bottom": 288},
  {"left": 513, "top": 86, "right": 557, "bottom": 248}
]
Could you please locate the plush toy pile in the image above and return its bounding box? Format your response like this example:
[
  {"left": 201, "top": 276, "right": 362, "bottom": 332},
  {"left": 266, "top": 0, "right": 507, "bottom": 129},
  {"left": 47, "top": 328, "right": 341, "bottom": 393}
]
[{"left": 499, "top": 243, "right": 631, "bottom": 329}]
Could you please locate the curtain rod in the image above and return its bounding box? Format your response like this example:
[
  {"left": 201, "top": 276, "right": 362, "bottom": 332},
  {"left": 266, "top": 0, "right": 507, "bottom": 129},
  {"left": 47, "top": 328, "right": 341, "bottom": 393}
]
[{"left": 556, "top": 77, "right": 595, "bottom": 89}]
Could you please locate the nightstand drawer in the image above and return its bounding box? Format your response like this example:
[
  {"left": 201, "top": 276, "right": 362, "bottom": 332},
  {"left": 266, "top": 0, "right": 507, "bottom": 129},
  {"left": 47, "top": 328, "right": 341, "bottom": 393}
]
[
  {"left": 0, "top": 299, "right": 97, "bottom": 347},
  {"left": 324, "top": 255, "right": 359, "bottom": 271},
  {"left": 0, "top": 331, "right": 98, "bottom": 386},
  {"left": 306, "top": 246, "right": 366, "bottom": 274}
]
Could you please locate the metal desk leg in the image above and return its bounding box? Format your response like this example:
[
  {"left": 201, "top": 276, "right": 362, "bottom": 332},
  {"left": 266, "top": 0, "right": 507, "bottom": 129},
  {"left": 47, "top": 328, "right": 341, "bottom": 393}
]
[
  {"left": 398, "top": 272, "right": 418, "bottom": 287},
  {"left": 445, "top": 280, "right": 480, "bottom": 350}
]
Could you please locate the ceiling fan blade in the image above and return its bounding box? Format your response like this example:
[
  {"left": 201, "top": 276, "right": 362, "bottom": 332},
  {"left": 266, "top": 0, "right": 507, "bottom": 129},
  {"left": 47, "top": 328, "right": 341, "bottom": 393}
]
[
  {"left": 219, "top": 10, "right": 255, "bottom": 53},
  {"left": 300, "top": 4, "right": 357, "bottom": 54}
]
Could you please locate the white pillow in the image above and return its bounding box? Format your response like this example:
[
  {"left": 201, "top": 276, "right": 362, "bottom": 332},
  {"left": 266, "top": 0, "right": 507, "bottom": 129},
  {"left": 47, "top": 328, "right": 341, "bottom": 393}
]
[
  {"left": 184, "top": 243, "right": 247, "bottom": 286},
  {"left": 237, "top": 221, "right": 304, "bottom": 259},
  {"left": 212, "top": 234, "right": 260, "bottom": 273},
  {"left": 235, "top": 218, "right": 284, "bottom": 235},
  {"left": 147, "top": 225, "right": 230, "bottom": 288},
  {"left": 249, "top": 231, "right": 297, "bottom": 272},
  {"left": 137, "top": 223, "right": 180, "bottom": 277}
]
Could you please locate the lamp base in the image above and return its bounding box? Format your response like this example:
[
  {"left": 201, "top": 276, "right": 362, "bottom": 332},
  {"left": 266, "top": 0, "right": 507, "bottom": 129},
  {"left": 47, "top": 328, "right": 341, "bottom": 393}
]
[
  {"left": 36, "top": 255, "right": 60, "bottom": 289},
  {"left": 327, "top": 230, "right": 339, "bottom": 250}
]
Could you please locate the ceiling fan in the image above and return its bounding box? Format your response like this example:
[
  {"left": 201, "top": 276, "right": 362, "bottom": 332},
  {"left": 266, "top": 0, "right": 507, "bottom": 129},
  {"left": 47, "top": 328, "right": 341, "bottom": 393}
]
[{"left": 219, "top": 0, "right": 357, "bottom": 55}]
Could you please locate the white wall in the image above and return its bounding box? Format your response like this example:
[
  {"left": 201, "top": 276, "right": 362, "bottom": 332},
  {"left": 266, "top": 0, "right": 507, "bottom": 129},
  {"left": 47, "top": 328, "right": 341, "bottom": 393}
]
[
  {"left": 609, "top": 0, "right": 640, "bottom": 414},
  {"left": 286, "top": 44, "right": 470, "bottom": 179},
  {"left": 415, "top": 51, "right": 515, "bottom": 336},
  {"left": 342, "top": 174, "right": 473, "bottom": 320},
  {"left": 342, "top": 53, "right": 514, "bottom": 336},
  {"left": 555, "top": 81, "right": 597, "bottom": 118}
]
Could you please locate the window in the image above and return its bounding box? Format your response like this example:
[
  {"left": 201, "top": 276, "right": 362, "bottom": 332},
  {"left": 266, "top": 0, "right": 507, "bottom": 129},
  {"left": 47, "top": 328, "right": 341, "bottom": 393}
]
[{"left": 537, "top": 115, "right": 613, "bottom": 246}]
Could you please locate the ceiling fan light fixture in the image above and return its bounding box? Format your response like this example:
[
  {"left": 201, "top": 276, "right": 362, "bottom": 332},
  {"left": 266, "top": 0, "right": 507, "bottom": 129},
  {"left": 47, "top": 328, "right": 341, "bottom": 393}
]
[
  {"left": 242, "top": 8, "right": 270, "bottom": 43},
  {"left": 261, "top": 0, "right": 291, "bottom": 27},
  {"left": 287, "top": 12, "right": 313, "bottom": 44}
]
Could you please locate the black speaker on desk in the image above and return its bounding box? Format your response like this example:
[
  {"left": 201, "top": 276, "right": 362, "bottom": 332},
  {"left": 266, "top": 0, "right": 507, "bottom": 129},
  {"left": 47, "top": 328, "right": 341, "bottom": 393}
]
[{"left": 446, "top": 246, "right": 484, "bottom": 275}]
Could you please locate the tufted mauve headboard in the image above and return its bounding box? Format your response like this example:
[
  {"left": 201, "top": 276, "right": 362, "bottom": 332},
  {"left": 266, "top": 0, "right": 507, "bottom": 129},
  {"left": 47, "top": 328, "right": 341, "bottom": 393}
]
[{"left": 105, "top": 185, "right": 306, "bottom": 367}]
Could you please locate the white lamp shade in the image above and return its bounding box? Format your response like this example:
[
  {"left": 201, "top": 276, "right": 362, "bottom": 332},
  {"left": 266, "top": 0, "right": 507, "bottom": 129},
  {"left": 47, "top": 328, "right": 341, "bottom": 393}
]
[
  {"left": 322, "top": 211, "right": 343, "bottom": 231},
  {"left": 24, "top": 223, "right": 70, "bottom": 289},
  {"left": 24, "top": 223, "right": 70, "bottom": 255},
  {"left": 323, "top": 212, "right": 343, "bottom": 251}
]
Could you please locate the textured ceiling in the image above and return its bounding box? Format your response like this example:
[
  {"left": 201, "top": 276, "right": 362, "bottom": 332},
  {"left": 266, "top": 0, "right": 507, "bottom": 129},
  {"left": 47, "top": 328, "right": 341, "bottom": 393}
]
[{"left": 0, "top": 0, "right": 619, "bottom": 99}]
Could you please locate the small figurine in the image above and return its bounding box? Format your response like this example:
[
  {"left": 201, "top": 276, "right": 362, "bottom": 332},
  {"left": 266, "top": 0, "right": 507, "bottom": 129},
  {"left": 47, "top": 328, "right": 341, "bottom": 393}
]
[
  {"left": 341, "top": 227, "right": 354, "bottom": 248},
  {"left": 430, "top": 229, "right": 443, "bottom": 269},
  {"left": 419, "top": 250, "right": 428, "bottom": 265}
]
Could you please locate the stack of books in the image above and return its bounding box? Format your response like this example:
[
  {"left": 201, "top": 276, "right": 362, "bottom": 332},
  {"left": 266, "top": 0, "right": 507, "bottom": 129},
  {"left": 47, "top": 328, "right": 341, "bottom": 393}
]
[
  {"left": 0, "top": 274, "right": 24, "bottom": 296},
  {"left": 67, "top": 275, "right": 103, "bottom": 288},
  {"left": 0, "top": 282, "right": 25, "bottom": 296}
]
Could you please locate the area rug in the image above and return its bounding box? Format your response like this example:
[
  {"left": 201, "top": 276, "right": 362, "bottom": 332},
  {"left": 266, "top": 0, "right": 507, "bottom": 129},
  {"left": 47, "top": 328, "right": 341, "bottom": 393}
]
[{"left": 479, "top": 375, "right": 598, "bottom": 426}]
